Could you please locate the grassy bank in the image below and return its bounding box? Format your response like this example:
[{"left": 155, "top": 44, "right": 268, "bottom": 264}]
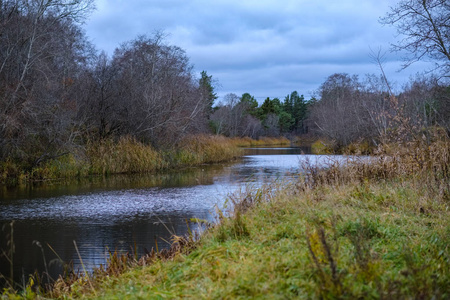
[
  {"left": 9, "top": 136, "right": 444, "bottom": 299},
  {"left": 0, "top": 135, "right": 295, "bottom": 184},
  {"left": 87, "top": 134, "right": 244, "bottom": 175},
  {"left": 0, "top": 135, "right": 245, "bottom": 184},
  {"left": 230, "top": 136, "right": 291, "bottom": 147},
  {"left": 308, "top": 138, "right": 374, "bottom": 155}
]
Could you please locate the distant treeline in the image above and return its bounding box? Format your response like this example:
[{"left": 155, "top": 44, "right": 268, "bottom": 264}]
[
  {"left": 210, "top": 91, "right": 309, "bottom": 138},
  {"left": 308, "top": 73, "right": 450, "bottom": 149},
  {"left": 1, "top": 0, "right": 449, "bottom": 173},
  {"left": 212, "top": 72, "right": 450, "bottom": 150}
]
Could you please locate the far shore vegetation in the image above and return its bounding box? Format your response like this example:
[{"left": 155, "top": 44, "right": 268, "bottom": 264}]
[{"left": 0, "top": 135, "right": 291, "bottom": 184}]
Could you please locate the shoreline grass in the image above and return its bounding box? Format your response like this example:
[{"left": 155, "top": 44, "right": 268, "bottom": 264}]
[
  {"left": 5, "top": 136, "right": 447, "bottom": 299},
  {"left": 0, "top": 135, "right": 291, "bottom": 185},
  {"left": 230, "top": 136, "right": 291, "bottom": 147},
  {"left": 0, "top": 135, "right": 296, "bottom": 185}
]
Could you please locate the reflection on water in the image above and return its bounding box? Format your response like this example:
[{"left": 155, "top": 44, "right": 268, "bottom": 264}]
[{"left": 0, "top": 147, "right": 353, "bottom": 287}]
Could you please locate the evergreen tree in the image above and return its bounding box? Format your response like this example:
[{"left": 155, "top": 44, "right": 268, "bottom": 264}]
[
  {"left": 259, "top": 97, "right": 278, "bottom": 119},
  {"left": 283, "top": 94, "right": 293, "bottom": 115},
  {"left": 240, "top": 93, "right": 259, "bottom": 116},
  {"left": 199, "top": 71, "right": 218, "bottom": 116},
  {"left": 278, "top": 111, "right": 295, "bottom": 133},
  {"left": 291, "top": 92, "right": 308, "bottom": 133}
]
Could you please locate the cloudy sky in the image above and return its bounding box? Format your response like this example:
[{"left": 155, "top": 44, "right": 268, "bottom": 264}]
[{"left": 83, "top": 0, "right": 430, "bottom": 101}]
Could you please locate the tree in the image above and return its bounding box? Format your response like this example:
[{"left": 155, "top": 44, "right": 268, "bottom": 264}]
[
  {"left": 283, "top": 94, "right": 294, "bottom": 116},
  {"left": 110, "top": 34, "right": 207, "bottom": 146},
  {"left": 77, "top": 51, "right": 122, "bottom": 139},
  {"left": 259, "top": 97, "right": 279, "bottom": 119},
  {"left": 278, "top": 111, "right": 295, "bottom": 133},
  {"left": 380, "top": 0, "right": 450, "bottom": 76},
  {"left": 210, "top": 93, "right": 263, "bottom": 138},
  {"left": 263, "top": 113, "right": 280, "bottom": 136},
  {"left": 307, "top": 72, "right": 450, "bottom": 147},
  {"left": 199, "top": 70, "right": 217, "bottom": 116},
  {"left": 0, "top": 0, "right": 95, "bottom": 165},
  {"left": 209, "top": 105, "right": 230, "bottom": 135},
  {"left": 359, "top": 74, "right": 393, "bottom": 138},
  {"left": 309, "top": 73, "right": 370, "bottom": 147},
  {"left": 240, "top": 93, "right": 258, "bottom": 117},
  {"left": 290, "top": 92, "right": 308, "bottom": 133},
  {"left": 400, "top": 74, "right": 450, "bottom": 132}
]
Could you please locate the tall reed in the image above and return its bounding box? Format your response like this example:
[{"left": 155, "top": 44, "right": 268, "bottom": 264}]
[
  {"left": 230, "top": 136, "right": 291, "bottom": 147},
  {"left": 0, "top": 134, "right": 245, "bottom": 184},
  {"left": 169, "top": 134, "right": 242, "bottom": 167},
  {"left": 86, "top": 136, "right": 164, "bottom": 175}
]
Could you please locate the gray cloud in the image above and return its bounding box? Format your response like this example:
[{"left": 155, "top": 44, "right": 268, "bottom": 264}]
[{"left": 84, "top": 0, "right": 432, "bottom": 101}]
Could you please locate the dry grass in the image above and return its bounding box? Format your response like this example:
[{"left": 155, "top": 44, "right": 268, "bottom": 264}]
[
  {"left": 87, "top": 136, "right": 164, "bottom": 175},
  {"left": 230, "top": 136, "right": 291, "bottom": 147},
  {"left": 0, "top": 135, "right": 245, "bottom": 183},
  {"left": 301, "top": 133, "right": 450, "bottom": 203},
  {"left": 170, "top": 134, "right": 242, "bottom": 166}
]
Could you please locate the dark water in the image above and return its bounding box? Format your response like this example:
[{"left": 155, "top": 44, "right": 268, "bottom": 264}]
[{"left": 0, "top": 147, "right": 353, "bottom": 287}]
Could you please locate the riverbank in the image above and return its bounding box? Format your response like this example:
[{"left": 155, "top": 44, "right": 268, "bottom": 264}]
[
  {"left": 8, "top": 137, "right": 446, "bottom": 299},
  {"left": 0, "top": 135, "right": 290, "bottom": 185}
]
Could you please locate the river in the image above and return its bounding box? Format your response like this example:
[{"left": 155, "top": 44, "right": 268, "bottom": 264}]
[{"left": 0, "top": 147, "right": 352, "bottom": 287}]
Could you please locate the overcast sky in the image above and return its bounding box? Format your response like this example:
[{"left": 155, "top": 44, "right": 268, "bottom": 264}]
[{"left": 83, "top": 0, "right": 431, "bottom": 101}]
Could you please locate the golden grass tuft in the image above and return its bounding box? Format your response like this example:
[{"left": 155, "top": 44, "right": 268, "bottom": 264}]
[
  {"left": 172, "top": 134, "right": 242, "bottom": 166},
  {"left": 230, "top": 136, "right": 291, "bottom": 147},
  {"left": 0, "top": 135, "right": 296, "bottom": 184},
  {"left": 311, "top": 139, "right": 334, "bottom": 154},
  {"left": 87, "top": 136, "right": 164, "bottom": 175}
]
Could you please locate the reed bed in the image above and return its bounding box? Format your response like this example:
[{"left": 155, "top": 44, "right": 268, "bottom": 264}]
[
  {"left": 169, "top": 134, "right": 242, "bottom": 167},
  {"left": 86, "top": 136, "right": 165, "bottom": 175},
  {"left": 0, "top": 135, "right": 245, "bottom": 183},
  {"left": 230, "top": 136, "right": 291, "bottom": 147},
  {"left": 0, "top": 135, "right": 291, "bottom": 183}
]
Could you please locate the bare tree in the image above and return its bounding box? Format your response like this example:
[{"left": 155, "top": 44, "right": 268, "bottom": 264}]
[
  {"left": 109, "top": 33, "right": 208, "bottom": 146},
  {"left": 210, "top": 105, "right": 231, "bottom": 135},
  {"left": 309, "top": 73, "right": 407, "bottom": 147},
  {"left": 0, "top": 0, "right": 95, "bottom": 165},
  {"left": 77, "top": 51, "right": 123, "bottom": 139},
  {"left": 309, "top": 73, "right": 364, "bottom": 147},
  {"left": 400, "top": 74, "right": 450, "bottom": 133},
  {"left": 360, "top": 74, "right": 393, "bottom": 140},
  {"left": 263, "top": 113, "right": 280, "bottom": 137},
  {"left": 380, "top": 0, "right": 450, "bottom": 77},
  {"left": 210, "top": 93, "right": 263, "bottom": 138}
]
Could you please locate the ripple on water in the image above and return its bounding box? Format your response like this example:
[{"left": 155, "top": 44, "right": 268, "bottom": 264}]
[{"left": 0, "top": 184, "right": 231, "bottom": 221}]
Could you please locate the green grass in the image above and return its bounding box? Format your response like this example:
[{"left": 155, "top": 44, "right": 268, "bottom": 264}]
[
  {"left": 31, "top": 138, "right": 448, "bottom": 299},
  {"left": 310, "top": 139, "right": 334, "bottom": 154}
]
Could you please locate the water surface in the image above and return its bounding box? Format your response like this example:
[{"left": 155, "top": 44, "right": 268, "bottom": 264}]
[{"left": 0, "top": 147, "right": 352, "bottom": 286}]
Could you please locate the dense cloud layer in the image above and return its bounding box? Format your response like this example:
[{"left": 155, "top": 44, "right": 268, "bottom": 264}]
[{"left": 84, "top": 0, "right": 433, "bottom": 100}]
